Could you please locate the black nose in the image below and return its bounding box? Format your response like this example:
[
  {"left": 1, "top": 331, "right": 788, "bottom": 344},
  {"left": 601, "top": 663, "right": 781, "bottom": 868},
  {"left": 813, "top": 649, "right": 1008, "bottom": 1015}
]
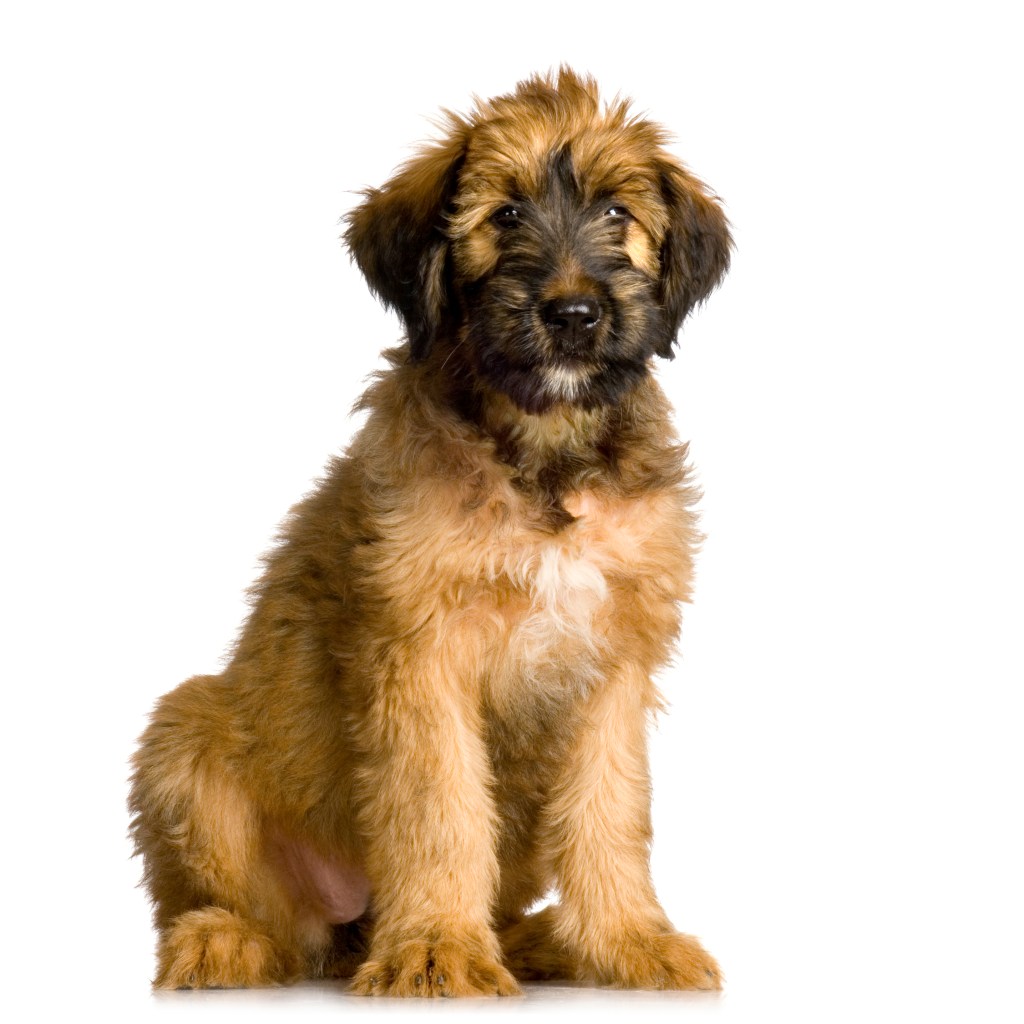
[{"left": 542, "top": 295, "right": 602, "bottom": 353}]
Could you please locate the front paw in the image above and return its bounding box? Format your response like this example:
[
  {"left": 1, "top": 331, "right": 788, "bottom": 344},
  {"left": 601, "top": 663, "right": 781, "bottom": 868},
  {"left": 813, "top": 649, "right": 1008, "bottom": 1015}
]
[
  {"left": 599, "top": 931, "right": 722, "bottom": 990},
  {"left": 350, "top": 936, "right": 521, "bottom": 997}
]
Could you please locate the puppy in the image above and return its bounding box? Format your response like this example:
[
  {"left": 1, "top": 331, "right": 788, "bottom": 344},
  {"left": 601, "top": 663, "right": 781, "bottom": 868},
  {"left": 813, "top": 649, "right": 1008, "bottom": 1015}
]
[{"left": 129, "top": 67, "right": 731, "bottom": 996}]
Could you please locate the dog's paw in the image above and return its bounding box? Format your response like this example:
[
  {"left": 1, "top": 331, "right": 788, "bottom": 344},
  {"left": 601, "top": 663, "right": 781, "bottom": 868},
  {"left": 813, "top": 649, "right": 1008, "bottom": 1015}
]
[
  {"left": 499, "top": 908, "right": 578, "bottom": 981},
  {"left": 350, "top": 936, "right": 521, "bottom": 997},
  {"left": 600, "top": 931, "right": 722, "bottom": 991},
  {"left": 155, "top": 907, "right": 295, "bottom": 989}
]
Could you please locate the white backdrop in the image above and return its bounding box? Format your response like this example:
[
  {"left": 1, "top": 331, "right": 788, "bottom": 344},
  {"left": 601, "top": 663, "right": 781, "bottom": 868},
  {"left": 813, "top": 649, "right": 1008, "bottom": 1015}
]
[{"left": 2, "top": 2, "right": 1021, "bottom": 1021}]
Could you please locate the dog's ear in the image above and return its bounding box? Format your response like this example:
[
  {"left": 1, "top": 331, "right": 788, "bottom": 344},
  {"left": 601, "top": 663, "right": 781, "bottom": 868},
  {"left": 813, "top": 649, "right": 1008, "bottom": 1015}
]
[
  {"left": 345, "top": 126, "right": 467, "bottom": 361},
  {"left": 655, "top": 159, "right": 732, "bottom": 358}
]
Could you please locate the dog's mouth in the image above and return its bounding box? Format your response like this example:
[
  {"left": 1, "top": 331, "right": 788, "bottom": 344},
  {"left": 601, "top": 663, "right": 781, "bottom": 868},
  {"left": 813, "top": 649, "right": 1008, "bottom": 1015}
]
[
  {"left": 469, "top": 345, "right": 650, "bottom": 415},
  {"left": 548, "top": 351, "right": 597, "bottom": 368}
]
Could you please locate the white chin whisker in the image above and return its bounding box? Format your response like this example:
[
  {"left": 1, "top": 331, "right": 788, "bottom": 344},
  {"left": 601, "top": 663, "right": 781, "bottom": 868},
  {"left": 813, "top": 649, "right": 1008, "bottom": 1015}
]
[{"left": 542, "top": 364, "right": 592, "bottom": 400}]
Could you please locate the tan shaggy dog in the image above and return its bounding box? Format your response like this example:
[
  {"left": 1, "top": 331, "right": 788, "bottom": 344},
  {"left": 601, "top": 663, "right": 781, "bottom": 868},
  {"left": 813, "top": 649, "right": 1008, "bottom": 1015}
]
[{"left": 129, "top": 68, "right": 732, "bottom": 997}]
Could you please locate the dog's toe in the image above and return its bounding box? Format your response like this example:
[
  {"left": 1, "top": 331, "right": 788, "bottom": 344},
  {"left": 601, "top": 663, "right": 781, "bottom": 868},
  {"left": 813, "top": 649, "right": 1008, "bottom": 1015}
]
[{"left": 351, "top": 935, "right": 520, "bottom": 998}]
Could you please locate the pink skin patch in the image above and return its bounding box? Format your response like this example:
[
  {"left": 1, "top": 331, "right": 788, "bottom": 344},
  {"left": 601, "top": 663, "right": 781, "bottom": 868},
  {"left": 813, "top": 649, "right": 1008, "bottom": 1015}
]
[{"left": 267, "top": 828, "right": 371, "bottom": 925}]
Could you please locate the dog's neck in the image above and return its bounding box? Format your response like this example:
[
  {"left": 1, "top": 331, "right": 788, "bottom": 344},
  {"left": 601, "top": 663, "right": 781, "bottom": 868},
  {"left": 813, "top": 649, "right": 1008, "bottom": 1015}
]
[
  {"left": 453, "top": 370, "right": 680, "bottom": 504},
  {"left": 477, "top": 392, "right": 607, "bottom": 469},
  {"left": 394, "top": 343, "right": 685, "bottom": 522},
  {"left": 474, "top": 392, "right": 611, "bottom": 520}
]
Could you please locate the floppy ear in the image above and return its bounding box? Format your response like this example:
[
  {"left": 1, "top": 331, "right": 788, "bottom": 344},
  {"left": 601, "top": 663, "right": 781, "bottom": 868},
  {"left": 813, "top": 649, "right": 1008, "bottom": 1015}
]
[
  {"left": 655, "top": 160, "right": 733, "bottom": 358},
  {"left": 344, "top": 126, "right": 467, "bottom": 361}
]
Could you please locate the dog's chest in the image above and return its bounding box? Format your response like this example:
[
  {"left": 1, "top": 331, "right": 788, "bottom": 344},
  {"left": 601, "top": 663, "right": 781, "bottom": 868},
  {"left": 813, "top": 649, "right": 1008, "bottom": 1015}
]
[
  {"left": 476, "top": 488, "right": 660, "bottom": 707},
  {"left": 506, "top": 539, "right": 608, "bottom": 665}
]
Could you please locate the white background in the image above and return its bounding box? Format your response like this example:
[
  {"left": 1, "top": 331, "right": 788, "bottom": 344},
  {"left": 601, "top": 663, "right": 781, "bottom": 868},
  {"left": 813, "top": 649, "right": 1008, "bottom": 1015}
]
[{"left": 2, "top": 2, "right": 1021, "bottom": 1021}]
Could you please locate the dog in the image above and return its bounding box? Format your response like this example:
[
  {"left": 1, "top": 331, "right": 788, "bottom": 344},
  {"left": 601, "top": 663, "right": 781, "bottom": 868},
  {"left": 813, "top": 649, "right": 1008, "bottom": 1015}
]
[{"left": 129, "top": 68, "right": 731, "bottom": 997}]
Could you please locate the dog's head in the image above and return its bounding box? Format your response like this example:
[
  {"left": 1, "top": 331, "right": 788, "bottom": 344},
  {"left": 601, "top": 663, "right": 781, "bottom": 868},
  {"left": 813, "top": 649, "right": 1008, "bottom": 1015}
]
[{"left": 346, "top": 69, "right": 731, "bottom": 415}]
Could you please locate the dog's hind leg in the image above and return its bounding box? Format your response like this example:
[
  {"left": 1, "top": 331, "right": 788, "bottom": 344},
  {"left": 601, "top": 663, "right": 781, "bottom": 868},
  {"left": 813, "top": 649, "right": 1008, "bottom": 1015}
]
[
  {"left": 129, "top": 674, "right": 331, "bottom": 989},
  {"left": 498, "top": 907, "right": 578, "bottom": 981},
  {"left": 152, "top": 907, "right": 294, "bottom": 989}
]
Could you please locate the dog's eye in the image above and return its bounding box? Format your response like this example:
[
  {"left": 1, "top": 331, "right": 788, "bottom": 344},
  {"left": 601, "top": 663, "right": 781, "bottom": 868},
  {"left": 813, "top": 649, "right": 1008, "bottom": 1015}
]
[
  {"left": 492, "top": 206, "right": 521, "bottom": 229},
  {"left": 604, "top": 205, "right": 631, "bottom": 220}
]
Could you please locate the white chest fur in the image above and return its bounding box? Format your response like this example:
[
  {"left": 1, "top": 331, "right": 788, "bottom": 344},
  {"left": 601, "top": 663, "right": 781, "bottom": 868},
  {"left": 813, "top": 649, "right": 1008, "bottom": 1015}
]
[
  {"left": 514, "top": 542, "right": 609, "bottom": 658},
  {"left": 481, "top": 540, "right": 609, "bottom": 714},
  {"left": 483, "top": 488, "right": 664, "bottom": 709}
]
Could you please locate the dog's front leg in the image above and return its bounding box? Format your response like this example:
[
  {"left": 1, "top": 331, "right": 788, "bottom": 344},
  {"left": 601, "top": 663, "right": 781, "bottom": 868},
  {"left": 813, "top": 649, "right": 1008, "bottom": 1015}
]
[
  {"left": 544, "top": 663, "right": 722, "bottom": 990},
  {"left": 350, "top": 651, "right": 519, "bottom": 998}
]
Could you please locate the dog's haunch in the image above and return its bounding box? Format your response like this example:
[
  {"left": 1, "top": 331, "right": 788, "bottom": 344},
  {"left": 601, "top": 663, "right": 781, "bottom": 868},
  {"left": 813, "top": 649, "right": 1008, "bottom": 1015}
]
[{"left": 130, "top": 68, "right": 729, "bottom": 997}]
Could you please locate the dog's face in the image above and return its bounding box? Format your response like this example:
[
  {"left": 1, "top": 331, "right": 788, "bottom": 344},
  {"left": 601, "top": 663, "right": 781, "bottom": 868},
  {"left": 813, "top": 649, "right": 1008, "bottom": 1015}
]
[{"left": 346, "top": 70, "right": 731, "bottom": 415}]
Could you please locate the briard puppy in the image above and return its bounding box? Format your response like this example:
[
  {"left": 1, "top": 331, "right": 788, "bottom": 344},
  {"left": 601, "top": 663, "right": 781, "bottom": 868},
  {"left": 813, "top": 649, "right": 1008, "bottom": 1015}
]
[{"left": 129, "top": 68, "right": 732, "bottom": 997}]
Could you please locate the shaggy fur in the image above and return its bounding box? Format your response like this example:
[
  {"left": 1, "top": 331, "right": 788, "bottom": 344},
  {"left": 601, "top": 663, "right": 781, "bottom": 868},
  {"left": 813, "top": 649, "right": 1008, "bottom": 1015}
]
[{"left": 129, "top": 68, "right": 731, "bottom": 997}]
